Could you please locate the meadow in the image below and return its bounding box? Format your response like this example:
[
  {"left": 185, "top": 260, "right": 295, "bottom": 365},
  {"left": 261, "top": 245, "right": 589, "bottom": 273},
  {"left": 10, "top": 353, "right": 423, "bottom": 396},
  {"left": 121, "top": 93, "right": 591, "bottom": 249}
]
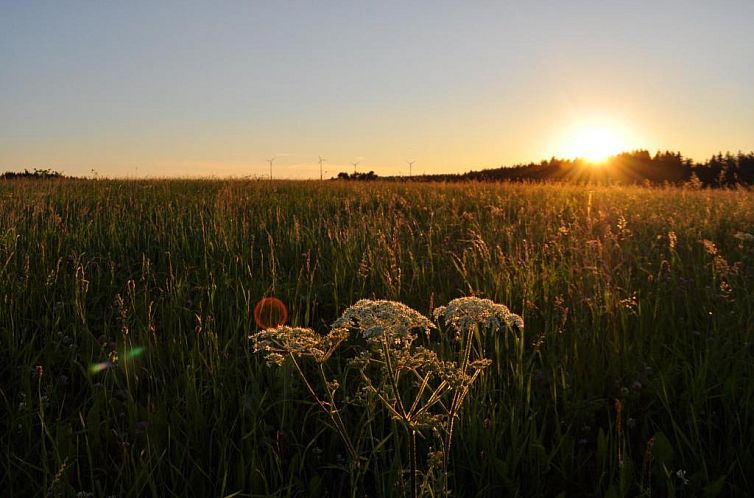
[{"left": 1, "top": 179, "right": 753, "bottom": 497}]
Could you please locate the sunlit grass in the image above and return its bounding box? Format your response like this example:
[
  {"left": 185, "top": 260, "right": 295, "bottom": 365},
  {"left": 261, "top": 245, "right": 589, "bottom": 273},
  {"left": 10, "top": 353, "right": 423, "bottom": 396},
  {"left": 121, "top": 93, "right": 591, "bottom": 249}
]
[{"left": 1, "top": 179, "right": 753, "bottom": 496}]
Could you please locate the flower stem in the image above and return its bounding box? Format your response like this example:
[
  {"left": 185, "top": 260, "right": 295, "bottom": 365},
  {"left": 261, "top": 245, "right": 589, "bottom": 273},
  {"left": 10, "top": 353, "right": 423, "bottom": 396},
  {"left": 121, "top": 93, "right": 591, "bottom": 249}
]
[{"left": 408, "top": 427, "right": 417, "bottom": 498}]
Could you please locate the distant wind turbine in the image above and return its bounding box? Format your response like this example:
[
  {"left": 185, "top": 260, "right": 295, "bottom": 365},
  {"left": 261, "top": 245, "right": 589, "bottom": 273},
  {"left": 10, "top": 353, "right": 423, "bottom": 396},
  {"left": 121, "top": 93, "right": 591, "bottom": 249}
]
[
  {"left": 319, "top": 156, "right": 326, "bottom": 181},
  {"left": 267, "top": 157, "right": 275, "bottom": 180},
  {"left": 351, "top": 160, "right": 360, "bottom": 175},
  {"left": 407, "top": 160, "right": 415, "bottom": 178}
]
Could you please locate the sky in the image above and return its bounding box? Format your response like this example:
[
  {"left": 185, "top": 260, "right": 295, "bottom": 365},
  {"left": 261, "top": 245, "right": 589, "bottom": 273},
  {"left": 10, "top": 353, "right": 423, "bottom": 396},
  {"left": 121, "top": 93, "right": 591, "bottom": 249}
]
[{"left": 1, "top": 1, "right": 753, "bottom": 179}]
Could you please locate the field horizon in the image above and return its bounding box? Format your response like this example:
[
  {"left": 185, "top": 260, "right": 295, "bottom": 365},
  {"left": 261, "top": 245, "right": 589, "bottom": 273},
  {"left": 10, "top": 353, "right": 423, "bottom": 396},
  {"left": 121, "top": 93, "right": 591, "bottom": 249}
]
[{"left": 5, "top": 149, "right": 754, "bottom": 187}]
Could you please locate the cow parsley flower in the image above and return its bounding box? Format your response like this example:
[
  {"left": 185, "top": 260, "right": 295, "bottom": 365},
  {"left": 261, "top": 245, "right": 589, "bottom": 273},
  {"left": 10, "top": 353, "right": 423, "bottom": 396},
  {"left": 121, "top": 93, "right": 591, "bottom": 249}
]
[
  {"left": 331, "top": 299, "right": 433, "bottom": 345},
  {"left": 433, "top": 297, "right": 523, "bottom": 337},
  {"left": 250, "top": 326, "right": 347, "bottom": 364}
]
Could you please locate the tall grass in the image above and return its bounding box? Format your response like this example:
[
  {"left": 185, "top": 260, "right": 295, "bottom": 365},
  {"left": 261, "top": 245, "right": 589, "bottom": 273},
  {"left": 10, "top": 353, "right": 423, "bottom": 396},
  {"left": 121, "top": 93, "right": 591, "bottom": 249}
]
[{"left": 1, "top": 179, "right": 753, "bottom": 496}]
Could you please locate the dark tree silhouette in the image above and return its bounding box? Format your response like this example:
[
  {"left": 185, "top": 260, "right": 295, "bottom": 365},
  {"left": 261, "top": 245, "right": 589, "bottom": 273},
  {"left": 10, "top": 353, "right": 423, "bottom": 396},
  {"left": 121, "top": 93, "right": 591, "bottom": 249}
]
[
  {"left": 395, "top": 150, "right": 754, "bottom": 188},
  {"left": 1, "top": 168, "right": 66, "bottom": 180}
]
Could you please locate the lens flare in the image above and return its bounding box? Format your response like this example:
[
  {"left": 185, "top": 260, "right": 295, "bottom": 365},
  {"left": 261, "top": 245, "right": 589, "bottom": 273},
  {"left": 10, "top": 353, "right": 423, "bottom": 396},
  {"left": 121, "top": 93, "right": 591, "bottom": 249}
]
[
  {"left": 89, "top": 345, "right": 146, "bottom": 375},
  {"left": 254, "top": 297, "right": 288, "bottom": 329},
  {"left": 89, "top": 361, "right": 114, "bottom": 374},
  {"left": 124, "top": 346, "right": 146, "bottom": 361}
]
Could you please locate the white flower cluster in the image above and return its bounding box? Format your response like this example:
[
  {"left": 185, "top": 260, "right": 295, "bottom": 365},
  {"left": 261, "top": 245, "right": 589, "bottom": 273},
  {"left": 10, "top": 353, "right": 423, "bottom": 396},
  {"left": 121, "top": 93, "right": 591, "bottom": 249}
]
[
  {"left": 251, "top": 297, "right": 523, "bottom": 366},
  {"left": 251, "top": 326, "right": 348, "bottom": 365},
  {"left": 433, "top": 297, "right": 524, "bottom": 335},
  {"left": 331, "top": 299, "right": 434, "bottom": 344}
]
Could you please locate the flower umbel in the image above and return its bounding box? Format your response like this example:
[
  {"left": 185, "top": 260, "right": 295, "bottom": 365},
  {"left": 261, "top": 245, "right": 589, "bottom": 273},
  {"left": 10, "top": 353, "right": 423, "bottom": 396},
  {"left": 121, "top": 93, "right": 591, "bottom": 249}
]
[
  {"left": 433, "top": 296, "right": 524, "bottom": 338},
  {"left": 331, "top": 299, "right": 434, "bottom": 345},
  {"left": 250, "top": 326, "right": 348, "bottom": 365}
]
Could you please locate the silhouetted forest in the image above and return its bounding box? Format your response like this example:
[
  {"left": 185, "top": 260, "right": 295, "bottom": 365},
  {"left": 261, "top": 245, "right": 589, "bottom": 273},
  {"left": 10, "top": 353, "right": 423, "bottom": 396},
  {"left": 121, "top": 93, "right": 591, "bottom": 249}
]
[
  {"left": 370, "top": 151, "right": 754, "bottom": 187},
  {"left": 0, "top": 168, "right": 66, "bottom": 180}
]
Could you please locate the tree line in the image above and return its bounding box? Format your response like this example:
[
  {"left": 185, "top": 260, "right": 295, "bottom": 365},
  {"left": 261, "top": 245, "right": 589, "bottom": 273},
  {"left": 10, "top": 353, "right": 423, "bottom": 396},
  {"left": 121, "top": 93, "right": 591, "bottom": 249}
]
[
  {"left": 0, "top": 168, "right": 66, "bottom": 180},
  {"left": 6, "top": 151, "right": 754, "bottom": 186},
  {"left": 366, "top": 151, "right": 754, "bottom": 187}
]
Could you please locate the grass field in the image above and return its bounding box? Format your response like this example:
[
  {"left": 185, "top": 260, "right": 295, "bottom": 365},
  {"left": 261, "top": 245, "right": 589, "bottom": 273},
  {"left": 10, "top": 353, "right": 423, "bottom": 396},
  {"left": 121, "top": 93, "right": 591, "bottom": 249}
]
[{"left": 2, "top": 179, "right": 753, "bottom": 497}]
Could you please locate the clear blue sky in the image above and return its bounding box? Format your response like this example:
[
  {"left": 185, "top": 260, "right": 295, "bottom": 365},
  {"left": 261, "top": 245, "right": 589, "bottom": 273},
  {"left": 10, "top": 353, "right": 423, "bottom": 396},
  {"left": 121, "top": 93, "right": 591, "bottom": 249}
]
[{"left": 2, "top": 1, "right": 753, "bottom": 178}]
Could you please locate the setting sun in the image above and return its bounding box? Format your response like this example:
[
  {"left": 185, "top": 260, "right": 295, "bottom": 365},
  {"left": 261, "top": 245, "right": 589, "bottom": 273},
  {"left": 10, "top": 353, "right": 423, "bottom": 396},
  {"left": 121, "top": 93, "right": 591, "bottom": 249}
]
[{"left": 559, "top": 120, "right": 634, "bottom": 164}]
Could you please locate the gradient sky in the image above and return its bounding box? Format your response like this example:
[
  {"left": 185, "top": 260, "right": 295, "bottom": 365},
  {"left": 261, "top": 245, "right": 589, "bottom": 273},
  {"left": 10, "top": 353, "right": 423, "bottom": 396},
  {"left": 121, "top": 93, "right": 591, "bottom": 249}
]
[{"left": 2, "top": 1, "right": 753, "bottom": 178}]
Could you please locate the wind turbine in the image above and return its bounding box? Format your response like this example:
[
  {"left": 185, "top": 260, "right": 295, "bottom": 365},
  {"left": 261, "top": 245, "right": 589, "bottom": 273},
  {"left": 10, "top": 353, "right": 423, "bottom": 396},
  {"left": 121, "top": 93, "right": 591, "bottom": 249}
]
[
  {"left": 351, "top": 160, "right": 360, "bottom": 176},
  {"left": 319, "top": 156, "right": 326, "bottom": 181},
  {"left": 267, "top": 157, "right": 275, "bottom": 180},
  {"left": 407, "top": 160, "right": 415, "bottom": 179}
]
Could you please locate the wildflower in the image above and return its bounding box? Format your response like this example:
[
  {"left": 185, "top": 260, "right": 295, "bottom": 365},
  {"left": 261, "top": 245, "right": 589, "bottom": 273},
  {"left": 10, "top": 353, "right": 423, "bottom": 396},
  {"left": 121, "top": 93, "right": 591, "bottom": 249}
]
[
  {"left": 734, "top": 231, "right": 754, "bottom": 242},
  {"left": 250, "top": 326, "right": 347, "bottom": 364},
  {"left": 433, "top": 297, "right": 524, "bottom": 337},
  {"left": 620, "top": 295, "right": 639, "bottom": 311},
  {"left": 675, "top": 469, "right": 690, "bottom": 485},
  {"left": 508, "top": 313, "right": 525, "bottom": 331},
  {"left": 667, "top": 231, "right": 677, "bottom": 250},
  {"left": 264, "top": 352, "right": 286, "bottom": 367},
  {"left": 616, "top": 216, "right": 631, "bottom": 238},
  {"left": 701, "top": 239, "right": 718, "bottom": 255},
  {"left": 248, "top": 296, "right": 501, "bottom": 496},
  {"left": 331, "top": 299, "right": 433, "bottom": 345}
]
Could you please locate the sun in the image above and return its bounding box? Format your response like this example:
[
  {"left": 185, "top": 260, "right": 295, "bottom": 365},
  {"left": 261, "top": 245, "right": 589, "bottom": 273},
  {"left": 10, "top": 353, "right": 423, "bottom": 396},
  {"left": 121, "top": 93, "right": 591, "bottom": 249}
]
[{"left": 559, "top": 120, "right": 632, "bottom": 164}]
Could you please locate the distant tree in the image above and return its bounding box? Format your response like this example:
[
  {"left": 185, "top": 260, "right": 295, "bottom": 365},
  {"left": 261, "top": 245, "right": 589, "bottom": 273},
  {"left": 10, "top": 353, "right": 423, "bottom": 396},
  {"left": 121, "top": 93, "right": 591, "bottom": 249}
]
[
  {"left": 738, "top": 152, "right": 754, "bottom": 185},
  {"left": 358, "top": 171, "right": 378, "bottom": 181},
  {"left": 0, "top": 168, "right": 66, "bottom": 180},
  {"left": 335, "top": 171, "right": 379, "bottom": 181},
  {"left": 653, "top": 151, "right": 689, "bottom": 183}
]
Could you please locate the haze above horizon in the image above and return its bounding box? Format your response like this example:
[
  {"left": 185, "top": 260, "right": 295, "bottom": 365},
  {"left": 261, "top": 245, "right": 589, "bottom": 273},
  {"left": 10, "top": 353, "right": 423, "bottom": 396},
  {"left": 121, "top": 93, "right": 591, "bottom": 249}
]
[{"left": 2, "top": 1, "right": 753, "bottom": 179}]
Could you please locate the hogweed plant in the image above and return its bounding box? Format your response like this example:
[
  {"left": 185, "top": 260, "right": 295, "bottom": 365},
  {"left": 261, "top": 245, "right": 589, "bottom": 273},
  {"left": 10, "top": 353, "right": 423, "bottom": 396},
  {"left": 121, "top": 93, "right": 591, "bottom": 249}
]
[
  {"left": 251, "top": 298, "right": 523, "bottom": 498},
  {"left": 431, "top": 297, "right": 525, "bottom": 486},
  {"left": 434, "top": 297, "right": 527, "bottom": 384}
]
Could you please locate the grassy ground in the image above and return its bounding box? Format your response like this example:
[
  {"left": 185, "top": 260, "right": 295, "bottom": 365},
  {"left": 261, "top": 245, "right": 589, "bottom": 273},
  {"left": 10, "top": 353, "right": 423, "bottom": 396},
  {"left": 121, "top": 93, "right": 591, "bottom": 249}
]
[{"left": 1, "top": 179, "right": 753, "bottom": 497}]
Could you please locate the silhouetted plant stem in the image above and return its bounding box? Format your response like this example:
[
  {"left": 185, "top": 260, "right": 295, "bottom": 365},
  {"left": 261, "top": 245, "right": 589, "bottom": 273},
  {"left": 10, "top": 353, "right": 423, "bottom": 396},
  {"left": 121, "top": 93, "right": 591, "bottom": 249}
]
[
  {"left": 289, "top": 354, "right": 359, "bottom": 462},
  {"left": 408, "top": 427, "right": 418, "bottom": 498}
]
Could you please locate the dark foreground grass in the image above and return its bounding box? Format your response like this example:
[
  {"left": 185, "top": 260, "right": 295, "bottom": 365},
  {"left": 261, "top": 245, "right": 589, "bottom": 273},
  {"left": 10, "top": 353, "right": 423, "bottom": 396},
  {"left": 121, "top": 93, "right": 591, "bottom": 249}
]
[{"left": 1, "top": 179, "right": 753, "bottom": 497}]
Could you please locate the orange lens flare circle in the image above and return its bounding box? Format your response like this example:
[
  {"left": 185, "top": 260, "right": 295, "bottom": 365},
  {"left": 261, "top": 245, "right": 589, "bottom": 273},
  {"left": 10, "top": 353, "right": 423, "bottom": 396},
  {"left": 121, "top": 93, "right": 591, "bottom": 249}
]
[{"left": 254, "top": 297, "right": 288, "bottom": 329}]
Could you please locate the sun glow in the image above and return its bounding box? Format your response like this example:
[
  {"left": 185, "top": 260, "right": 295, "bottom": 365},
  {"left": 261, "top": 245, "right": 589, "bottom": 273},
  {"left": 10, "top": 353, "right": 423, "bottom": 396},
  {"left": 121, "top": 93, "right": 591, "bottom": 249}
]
[{"left": 559, "top": 120, "right": 634, "bottom": 164}]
